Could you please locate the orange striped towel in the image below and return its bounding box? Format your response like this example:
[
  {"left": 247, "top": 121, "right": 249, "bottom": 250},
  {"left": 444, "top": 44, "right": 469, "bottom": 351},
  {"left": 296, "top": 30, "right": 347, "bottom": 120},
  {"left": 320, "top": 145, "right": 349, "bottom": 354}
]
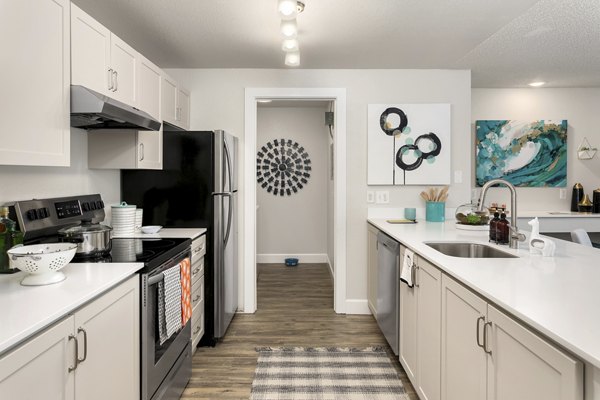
[{"left": 180, "top": 258, "right": 192, "bottom": 325}]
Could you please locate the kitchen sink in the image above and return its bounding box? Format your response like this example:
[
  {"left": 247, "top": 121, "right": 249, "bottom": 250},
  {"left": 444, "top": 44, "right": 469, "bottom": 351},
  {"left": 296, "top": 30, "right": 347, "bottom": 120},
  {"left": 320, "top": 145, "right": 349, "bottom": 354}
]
[{"left": 425, "top": 242, "right": 518, "bottom": 258}]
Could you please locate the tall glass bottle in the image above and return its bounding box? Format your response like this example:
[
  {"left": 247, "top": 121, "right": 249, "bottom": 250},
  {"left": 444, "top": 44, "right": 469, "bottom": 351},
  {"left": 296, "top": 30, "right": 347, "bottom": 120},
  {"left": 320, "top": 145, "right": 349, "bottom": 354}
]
[
  {"left": 0, "top": 207, "right": 24, "bottom": 273},
  {"left": 489, "top": 212, "right": 500, "bottom": 243},
  {"left": 496, "top": 213, "right": 510, "bottom": 245}
]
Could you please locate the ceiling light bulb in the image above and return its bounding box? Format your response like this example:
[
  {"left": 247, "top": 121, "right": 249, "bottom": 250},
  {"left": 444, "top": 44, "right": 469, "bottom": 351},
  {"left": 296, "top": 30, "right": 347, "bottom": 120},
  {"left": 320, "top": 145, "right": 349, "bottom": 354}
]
[
  {"left": 280, "top": 19, "right": 297, "bottom": 38},
  {"left": 285, "top": 51, "right": 300, "bottom": 67},
  {"left": 282, "top": 38, "right": 299, "bottom": 52},
  {"left": 278, "top": 0, "right": 297, "bottom": 19},
  {"left": 528, "top": 81, "right": 546, "bottom": 87},
  {"left": 257, "top": 99, "right": 273, "bottom": 103}
]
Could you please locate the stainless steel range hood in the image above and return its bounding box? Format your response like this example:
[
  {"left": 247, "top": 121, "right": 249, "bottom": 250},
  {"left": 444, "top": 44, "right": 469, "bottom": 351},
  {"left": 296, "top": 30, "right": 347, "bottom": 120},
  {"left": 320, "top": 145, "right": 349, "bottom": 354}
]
[{"left": 70, "top": 85, "right": 161, "bottom": 131}]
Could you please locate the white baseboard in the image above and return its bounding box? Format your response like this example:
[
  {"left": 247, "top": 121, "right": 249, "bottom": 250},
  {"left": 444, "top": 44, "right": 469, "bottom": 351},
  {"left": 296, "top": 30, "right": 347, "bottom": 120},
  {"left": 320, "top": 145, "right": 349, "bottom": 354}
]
[
  {"left": 257, "top": 253, "right": 328, "bottom": 264},
  {"left": 345, "top": 299, "right": 371, "bottom": 315},
  {"left": 326, "top": 254, "right": 334, "bottom": 278}
]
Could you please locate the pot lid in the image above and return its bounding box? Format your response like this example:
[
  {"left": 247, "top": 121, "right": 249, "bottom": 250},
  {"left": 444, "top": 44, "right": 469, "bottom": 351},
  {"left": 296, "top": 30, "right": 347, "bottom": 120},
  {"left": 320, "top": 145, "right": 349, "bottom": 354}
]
[
  {"left": 111, "top": 201, "right": 136, "bottom": 208},
  {"left": 58, "top": 219, "right": 112, "bottom": 235}
]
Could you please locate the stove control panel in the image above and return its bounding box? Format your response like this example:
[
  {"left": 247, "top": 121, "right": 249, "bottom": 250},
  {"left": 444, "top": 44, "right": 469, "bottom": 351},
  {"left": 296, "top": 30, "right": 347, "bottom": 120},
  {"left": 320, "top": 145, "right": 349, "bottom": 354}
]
[{"left": 9, "top": 194, "right": 106, "bottom": 241}]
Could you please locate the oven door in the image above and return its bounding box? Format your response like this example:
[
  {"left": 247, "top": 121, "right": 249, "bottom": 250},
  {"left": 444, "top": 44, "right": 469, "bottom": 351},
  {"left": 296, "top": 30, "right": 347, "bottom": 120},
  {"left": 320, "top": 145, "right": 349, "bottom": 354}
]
[{"left": 141, "top": 250, "right": 192, "bottom": 400}]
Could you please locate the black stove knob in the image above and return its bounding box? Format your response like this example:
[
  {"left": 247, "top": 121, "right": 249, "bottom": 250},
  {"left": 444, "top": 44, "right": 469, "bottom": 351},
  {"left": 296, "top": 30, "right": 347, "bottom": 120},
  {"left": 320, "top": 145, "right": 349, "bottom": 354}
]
[
  {"left": 96, "top": 200, "right": 104, "bottom": 209},
  {"left": 89, "top": 202, "right": 97, "bottom": 210},
  {"left": 82, "top": 202, "right": 90, "bottom": 212},
  {"left": 27, "top": 209, "right": 38, "bottom": 221},
  {"left": 37, "top": 207, "right": 49, "bottom": 219}
]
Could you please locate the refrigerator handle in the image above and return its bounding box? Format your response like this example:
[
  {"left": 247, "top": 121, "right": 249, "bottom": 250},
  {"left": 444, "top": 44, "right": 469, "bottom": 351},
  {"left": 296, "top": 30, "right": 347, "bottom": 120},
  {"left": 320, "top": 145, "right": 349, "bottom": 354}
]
[
  {"left": 223, "top": 138, "right": 233, "bottom": 193},
  {"left": 223, "top": 193, "right": 233, "bottom": 247}
]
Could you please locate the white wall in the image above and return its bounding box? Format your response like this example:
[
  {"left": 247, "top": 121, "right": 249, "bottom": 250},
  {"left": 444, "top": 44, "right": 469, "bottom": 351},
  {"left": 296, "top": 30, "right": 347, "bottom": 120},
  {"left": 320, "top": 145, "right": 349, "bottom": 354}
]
[
  {"left": 0, "top": 129, "right": 121, "bottom": 208},
  {"left": 472, "top": 88, "right": 600, "bottom": 211},
  {"left": 167, "top": 68, "right": 471, "bottom": 304},
  {"left": 256, "top": 106, "right": 329, "bottom": 262}
]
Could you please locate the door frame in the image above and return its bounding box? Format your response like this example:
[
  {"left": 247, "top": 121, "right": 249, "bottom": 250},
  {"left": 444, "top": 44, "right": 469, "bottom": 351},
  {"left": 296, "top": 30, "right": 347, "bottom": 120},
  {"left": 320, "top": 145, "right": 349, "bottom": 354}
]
[{"left": 243, "top": 87, "right": 347, "bottom": 313}]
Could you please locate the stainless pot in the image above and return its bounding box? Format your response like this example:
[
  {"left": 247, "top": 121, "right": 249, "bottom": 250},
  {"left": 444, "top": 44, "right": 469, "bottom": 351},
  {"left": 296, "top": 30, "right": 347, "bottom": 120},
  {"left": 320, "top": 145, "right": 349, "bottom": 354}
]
[{"left": 58, "top": 219, "right": 112, "bottom": 257}]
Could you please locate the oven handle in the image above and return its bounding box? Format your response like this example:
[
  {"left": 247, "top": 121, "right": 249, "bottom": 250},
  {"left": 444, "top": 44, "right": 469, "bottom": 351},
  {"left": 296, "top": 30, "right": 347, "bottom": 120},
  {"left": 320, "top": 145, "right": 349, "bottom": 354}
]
[{"left": 148, "top": 272, "right": 164, "bottom": 286}]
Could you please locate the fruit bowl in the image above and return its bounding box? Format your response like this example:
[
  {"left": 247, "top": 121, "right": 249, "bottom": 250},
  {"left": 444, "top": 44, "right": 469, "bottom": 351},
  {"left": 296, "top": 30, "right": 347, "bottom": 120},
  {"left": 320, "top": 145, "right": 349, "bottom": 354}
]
[{"left": 7, "top": 243, "right": 77, "bottom": 286}]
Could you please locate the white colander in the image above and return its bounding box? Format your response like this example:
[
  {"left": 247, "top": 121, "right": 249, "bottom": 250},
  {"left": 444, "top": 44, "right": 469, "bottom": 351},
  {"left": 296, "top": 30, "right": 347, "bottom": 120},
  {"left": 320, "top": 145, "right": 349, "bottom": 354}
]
[{"left": 8, "top": 243, "right": 77, "bottom": 286}]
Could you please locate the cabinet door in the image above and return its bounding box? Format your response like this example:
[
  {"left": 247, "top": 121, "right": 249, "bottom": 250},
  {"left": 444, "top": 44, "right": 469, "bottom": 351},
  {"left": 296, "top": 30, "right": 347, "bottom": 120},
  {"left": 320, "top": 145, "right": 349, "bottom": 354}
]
[
  {"left": 0, "top": 316, "right": 75, "bottom": 400},
  {"left": 399, "top": 247, "right": 417, "bottom": 385},
  {"left": 0, "top": 0, "right": 70, "bottom": 166},
  {"left": 177, "top": 87, "right": 191, "bottom": 130},
  {"left": 73, "top": 276, "right": 140, "bottom": 400},
  {"left": 137, "top": 128, "right": 163, "bottom": 169},
  {"left": 367, "top": 224, "right": 378, "bottom": 315},
  {"left": 110, "top": 34, "right": 138, "bottom": 106},
  {"left": 71, "top": 3, "right": 111, "bottom": 96},
  {"left": 487, "top": 305, "right": 583, "bottom": 400},
  {"left": 137, "top": 56, "right": 162, "bottom": 120},
  {"left": 441, "top": 275, "right": 487, "bottom": 400},
  {"left": 416, "top": 257, "right": 442, "bottom": 400},
  {"left": 161, "top": 74, "right": 178, "bottom": 126}
]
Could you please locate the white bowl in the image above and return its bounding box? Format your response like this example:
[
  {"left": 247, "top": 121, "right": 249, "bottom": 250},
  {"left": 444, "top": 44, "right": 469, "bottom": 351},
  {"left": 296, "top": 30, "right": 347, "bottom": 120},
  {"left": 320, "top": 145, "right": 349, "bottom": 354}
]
[
  {"left": 8, "top": 243, "right": 77, "bottom": 286},
  {"left": 141, "top": 225, "right": 162, "bottom": 234}
]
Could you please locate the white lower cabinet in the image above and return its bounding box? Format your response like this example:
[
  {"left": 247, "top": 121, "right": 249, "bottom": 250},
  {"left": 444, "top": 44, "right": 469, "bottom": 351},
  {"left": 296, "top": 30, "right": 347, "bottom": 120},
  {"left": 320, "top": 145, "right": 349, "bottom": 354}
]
[
  {"left": 441, "top": 275, "right": 583, "bottom": 400},
  {"left": 191, "top": 234, "right": 206, "bottom": 351},
  {"left": 0, "top": 276, "right": 139, "bottom": 400},
  {"left": 367, "top": 223, "right": 379, "bottom": 316},
  {"left": 399, "top": 251, "right": 441, "bottom": 400}
]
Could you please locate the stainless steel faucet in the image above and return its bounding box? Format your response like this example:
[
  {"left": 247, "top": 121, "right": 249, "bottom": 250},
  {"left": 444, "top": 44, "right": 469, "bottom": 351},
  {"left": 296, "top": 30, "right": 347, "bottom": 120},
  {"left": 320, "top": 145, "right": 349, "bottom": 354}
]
[{"left": 477, "top": 178, "right": 526, "bottom": 249}]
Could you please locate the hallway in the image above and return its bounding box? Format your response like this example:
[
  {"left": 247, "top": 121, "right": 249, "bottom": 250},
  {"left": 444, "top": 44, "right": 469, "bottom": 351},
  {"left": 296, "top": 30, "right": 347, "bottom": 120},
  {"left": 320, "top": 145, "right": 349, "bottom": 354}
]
[{"left": 182, "top": 263, "right": 417, "bottom": 399}]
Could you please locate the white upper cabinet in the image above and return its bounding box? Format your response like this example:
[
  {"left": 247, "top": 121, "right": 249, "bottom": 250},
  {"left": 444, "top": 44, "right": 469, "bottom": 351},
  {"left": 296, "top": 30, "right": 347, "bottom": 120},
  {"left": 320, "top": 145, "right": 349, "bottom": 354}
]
[
  {"left": 161, "top": 73, "right": 190, "bottom": 130},
  {"left": 71, "top": 3, "right": 111, "bottom": 96},
  {"left": 0, "top": 0, "right": 70, "bottom": 166},
  {"left": 137, "top": 56, "right": 162, "bottom": 121},
  {"left": 71, "top": 4, "right": 137, "bottom": 106}
]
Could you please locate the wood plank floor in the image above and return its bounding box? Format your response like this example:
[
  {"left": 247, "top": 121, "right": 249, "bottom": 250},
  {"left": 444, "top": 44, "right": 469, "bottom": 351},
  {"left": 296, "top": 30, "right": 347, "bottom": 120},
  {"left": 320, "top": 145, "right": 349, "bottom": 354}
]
[{"left": 182, "top": 263, "right": 418, "bottom": 399}]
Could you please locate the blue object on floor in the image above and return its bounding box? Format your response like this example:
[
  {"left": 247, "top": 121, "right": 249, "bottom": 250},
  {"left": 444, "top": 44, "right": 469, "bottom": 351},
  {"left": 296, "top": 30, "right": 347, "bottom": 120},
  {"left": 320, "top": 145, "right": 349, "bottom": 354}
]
[{"left": 285, "top": 258, "right": 299, "bottom": 266}]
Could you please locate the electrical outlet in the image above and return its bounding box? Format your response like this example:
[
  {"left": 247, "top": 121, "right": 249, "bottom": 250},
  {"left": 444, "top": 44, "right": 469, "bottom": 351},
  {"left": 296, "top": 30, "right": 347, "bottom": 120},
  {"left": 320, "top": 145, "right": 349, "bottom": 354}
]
[
  {"left": 559, "top": 189, "right": 566, "bottom": 199},
  {"left": 454, "top": 170, "right": 463, "bottom": 184},
  {"left": 367, "top": 191, "right": 375, "bottom": 203},
  {"left": 375, "top": 191, "right": 390, "bottom": 204}
]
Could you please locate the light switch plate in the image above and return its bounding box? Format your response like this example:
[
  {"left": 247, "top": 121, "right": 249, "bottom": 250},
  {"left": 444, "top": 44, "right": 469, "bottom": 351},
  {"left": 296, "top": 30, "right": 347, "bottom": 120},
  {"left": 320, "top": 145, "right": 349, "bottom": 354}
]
[
  {"left": 367, "top": 191, "right": 375, "bottom": 203},
  {"left": 559, "top": 189, "right": 566, "bottom": 199},
  {"left": 375, "top": 191, "right": 390, "bottom": 204}
]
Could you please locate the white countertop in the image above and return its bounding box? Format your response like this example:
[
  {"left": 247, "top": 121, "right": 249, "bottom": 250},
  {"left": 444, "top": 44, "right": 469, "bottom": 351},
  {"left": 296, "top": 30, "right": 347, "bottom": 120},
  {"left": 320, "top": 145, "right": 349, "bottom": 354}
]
[
  {"left": 0, "top": 227, "right": 206, "bottom": 356},
  {"left": 0, "top": 262, "right": 143, "bottom": 355},
  {"left": 368, "top": 218, "right": 600, "bottom": 369},
  {"left": 519, "top": 211, "right": 600, "bottom": 218},
  {"left": 113, "top": 227, "right": 206, "bottom": 240}
]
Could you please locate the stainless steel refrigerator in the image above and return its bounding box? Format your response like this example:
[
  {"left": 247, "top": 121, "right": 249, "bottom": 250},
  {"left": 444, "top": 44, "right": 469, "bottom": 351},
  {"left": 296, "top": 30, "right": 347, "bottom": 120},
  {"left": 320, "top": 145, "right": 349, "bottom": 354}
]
[{"left": 121, "top": 130, "right": 238, "bottom": 345}]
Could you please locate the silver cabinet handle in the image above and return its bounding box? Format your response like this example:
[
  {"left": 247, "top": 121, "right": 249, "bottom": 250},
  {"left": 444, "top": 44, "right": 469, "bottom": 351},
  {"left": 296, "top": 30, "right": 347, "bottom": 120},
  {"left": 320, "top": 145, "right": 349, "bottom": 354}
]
[
  {"left": 77, "top": 327, "right": 88, "bottom": 364},
  {"left": 476, "top": 316, "right": 485, "bottom": 349},
  {"left": 113, "top": 70, "right": 118, "bottom": 91},
  {"left": 483, "top": 321, "right": 493, "bottom": 355},
  {"left": 192, "top": 267, "right": 200, "bottom": 276},
  {"left": 193, "top": 294, "right": 201, "bottom": 303},
  {"left": 139, "top": 143, "right": 144, "bottom": 161},
  {"left": 413, "top": 265, "right": 420, "bottom": 288},
  {"left": 68, "top": 334, "right": 78, "bottom": 372},
  {"left": 107, "top": 68, "right": 114, "bottom": 90},
  {"left": 193, "top": 325, "right": 201, "bottom": 335}
]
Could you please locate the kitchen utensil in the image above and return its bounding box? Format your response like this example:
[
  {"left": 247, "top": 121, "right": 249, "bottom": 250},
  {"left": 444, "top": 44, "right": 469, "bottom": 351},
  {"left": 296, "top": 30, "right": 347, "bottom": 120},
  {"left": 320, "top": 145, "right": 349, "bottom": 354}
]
[
  {"left": 141, "top": 225, "right": 163, "bottom": 234},
  {"left": 8, "top": 243, "right": 77, "bottom": 286},
  {"left": 58, "top": 219, "right": 112, "bottom": 257}
]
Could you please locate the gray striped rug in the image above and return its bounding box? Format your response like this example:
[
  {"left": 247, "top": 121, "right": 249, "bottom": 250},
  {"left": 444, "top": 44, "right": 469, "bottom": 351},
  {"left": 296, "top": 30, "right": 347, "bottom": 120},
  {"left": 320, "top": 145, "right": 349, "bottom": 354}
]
[{"left": 250, "top": 347, "right": 409, "bottom": 400}]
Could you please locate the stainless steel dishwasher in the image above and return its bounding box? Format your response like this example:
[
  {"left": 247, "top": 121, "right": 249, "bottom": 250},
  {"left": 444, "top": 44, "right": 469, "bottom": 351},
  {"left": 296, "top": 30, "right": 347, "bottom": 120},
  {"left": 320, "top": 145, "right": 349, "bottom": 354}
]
[{"left": 376, "top": 231, "right": 400, "bottom": 355}]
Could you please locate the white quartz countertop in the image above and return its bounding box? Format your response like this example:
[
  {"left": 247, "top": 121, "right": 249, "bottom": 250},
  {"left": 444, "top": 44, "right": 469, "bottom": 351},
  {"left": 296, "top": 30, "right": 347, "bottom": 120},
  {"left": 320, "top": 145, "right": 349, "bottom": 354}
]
[
  {"left": 0, "top": 262, "right": 143, "bottom": 355},
  {"left": 113, "top": 227, "right": 206, "bottom": 239},
  {"left": 368, "top": 218, "right": 600, "bottom": 369}
]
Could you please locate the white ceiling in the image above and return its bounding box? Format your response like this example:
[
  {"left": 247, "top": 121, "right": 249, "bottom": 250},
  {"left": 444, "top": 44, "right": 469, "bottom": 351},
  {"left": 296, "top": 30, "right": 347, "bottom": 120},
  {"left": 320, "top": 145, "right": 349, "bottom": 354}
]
[{"left": 72, "top": 0, "right": 600, "bottom": 88}]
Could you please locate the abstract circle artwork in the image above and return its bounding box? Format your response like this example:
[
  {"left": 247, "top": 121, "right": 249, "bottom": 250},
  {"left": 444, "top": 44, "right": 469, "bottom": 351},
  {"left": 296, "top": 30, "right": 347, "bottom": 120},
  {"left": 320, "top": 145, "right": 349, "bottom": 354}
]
[{"left": 256, "top": 139, "right": 311, "bottom": 196}]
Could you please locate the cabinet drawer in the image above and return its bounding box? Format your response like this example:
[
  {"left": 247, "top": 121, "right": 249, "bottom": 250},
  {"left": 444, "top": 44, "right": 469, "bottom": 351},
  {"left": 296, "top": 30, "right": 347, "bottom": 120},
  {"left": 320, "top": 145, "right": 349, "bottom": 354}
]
[
  {"left": 191, "top": 257, "right": 204, "bottom": 285},
  {"left": 191, "top": 300, "right": 204, "bottom": 348},
  {"left": 191, "top": 275, "right": 204, "bottom": 310},
  {"left": 191, "top": 235, "right": 206, "bottom": 264}
]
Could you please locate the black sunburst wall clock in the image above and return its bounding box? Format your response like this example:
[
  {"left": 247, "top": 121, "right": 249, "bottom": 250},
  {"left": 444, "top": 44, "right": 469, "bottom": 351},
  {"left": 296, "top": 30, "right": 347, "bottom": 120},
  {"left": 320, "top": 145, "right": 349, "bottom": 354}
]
[{"left": 256, "top": 139, "right": 311, "bottom": 196}]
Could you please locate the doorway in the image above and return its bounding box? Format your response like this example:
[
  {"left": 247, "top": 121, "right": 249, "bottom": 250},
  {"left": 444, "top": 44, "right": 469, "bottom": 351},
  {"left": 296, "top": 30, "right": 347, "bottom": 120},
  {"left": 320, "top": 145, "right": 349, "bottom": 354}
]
[{"left": 244, "top": 88, "right": 347, "bottom": 314}]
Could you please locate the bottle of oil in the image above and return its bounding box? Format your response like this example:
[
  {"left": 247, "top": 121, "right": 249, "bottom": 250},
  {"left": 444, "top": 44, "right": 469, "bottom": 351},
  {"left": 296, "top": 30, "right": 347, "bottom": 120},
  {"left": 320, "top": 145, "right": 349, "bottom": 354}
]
[{"left": 0, "top": 207, "right": 24, "bottom": 273}]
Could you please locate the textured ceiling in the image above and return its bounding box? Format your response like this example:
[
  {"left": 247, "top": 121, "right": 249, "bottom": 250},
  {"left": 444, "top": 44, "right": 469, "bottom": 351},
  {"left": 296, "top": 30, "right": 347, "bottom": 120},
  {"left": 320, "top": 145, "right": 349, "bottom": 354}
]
[{"left": 71, "top": 0, "right": 600, "bottom": 87}]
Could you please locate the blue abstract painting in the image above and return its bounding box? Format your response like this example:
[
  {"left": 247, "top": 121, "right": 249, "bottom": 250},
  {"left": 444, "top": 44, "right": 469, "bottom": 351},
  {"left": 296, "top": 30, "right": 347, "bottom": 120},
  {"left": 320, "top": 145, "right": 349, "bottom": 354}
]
[{"left": 476, "top": 120, "right": 567, "bottom": 187}]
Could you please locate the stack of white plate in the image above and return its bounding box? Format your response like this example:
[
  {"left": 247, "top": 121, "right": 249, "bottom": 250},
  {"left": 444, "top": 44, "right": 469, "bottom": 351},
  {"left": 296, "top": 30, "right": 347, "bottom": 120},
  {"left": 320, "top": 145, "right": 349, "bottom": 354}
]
[{"left": 111, "top": 202, "right": 137, "bottom": 236}]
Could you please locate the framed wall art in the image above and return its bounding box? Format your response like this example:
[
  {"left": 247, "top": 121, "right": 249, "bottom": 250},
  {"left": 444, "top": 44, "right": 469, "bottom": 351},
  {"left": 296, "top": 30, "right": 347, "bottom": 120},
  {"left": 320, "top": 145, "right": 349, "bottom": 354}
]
[
  {"left": 256, "top": 138, "right": 311, "bottom": 196},
  {"left": 476, "top": 120, "right": 567, "bottom": 187},
  {"left": 368, "top": 104, "right": 451, "bottom": 185}
]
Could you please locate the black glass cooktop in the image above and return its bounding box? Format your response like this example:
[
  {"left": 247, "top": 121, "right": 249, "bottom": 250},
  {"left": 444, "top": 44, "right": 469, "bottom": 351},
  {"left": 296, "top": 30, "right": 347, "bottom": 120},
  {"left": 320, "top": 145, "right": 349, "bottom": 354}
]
[{"left": 70, "top": 237, "right": 191, "bottom": 271}]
